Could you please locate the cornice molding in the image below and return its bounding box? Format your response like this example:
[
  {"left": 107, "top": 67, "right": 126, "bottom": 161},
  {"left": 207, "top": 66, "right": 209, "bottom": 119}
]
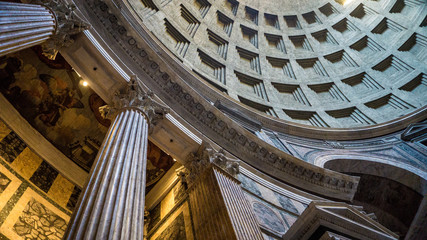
[
  {"left": 182, "top": 143, "right": 240, "bottom": 185},
  {"left": 283, "top": 201, "right": 399, "bottom": 240},
  {"left": 124, "top": 0, "right": 427, "bottom": 141},
  {"left": 68, "top": 0, "right": 360, "bottom": 201}
]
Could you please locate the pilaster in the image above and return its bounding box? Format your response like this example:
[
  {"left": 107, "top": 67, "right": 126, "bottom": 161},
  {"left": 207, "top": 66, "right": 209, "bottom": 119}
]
[{"left": 183, "top": 144, "right": 264, "bottom": 240}]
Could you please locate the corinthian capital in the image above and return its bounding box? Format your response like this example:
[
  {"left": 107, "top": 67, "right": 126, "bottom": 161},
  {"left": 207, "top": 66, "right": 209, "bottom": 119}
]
[
  {"left": 183, "top": 142, "right": 240, "bottom": 184},
  {"left": 30, "top": 0, "right": 90, "bottom": 59},
  {"left": 211, "top": 148, "right": 240, "bottom": 177},
  {"left": 99, "top": 76, "right": 169, "bottom": 128}
]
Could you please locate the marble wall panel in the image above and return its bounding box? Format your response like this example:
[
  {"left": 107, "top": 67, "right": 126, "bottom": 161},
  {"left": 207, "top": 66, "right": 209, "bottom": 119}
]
[
  {"left": 244, "top": 190, "right": 300, "bottom": 238},
  {"left": 0, "top": 120, "right": 79, "bottom": 211},
  {"left": 0, "top": 122, "right": 10, "bottom": 142},
  {"left": 0, "top": 189, "right": 70, "bottom": 240},
  {"left": 274, "top": 192, "right": 300, "bottom": 215},
  {"left": 149, "top": 201, "right": 193, "bottom": 240},
  {"left": 0, "top": 132, "right": 26, "bottom": 163},
  {"left": 148, "top": 180, "right": 190, "bottom": 237},
  {"left": 0, "top": 119, "right": 80, "bottom": 239},
  {"left": 238, "top": 173, "right": 307, "bottom": 215},
  {"left": 238, "top": 171, "right": 306, "bottom": 238},
  {"left": 252, "top": 201, "right": 287, "bottom": 234},
  {"left": 238, "top": 173, "right": 262, "bottom": 197},
  {"left": 262, "top": 232, "right": 280, "bottom": 240}
]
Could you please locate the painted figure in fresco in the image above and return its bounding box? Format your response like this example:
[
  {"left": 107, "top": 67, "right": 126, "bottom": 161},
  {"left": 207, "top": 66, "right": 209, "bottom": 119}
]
[
  {"left": 0, "top": 56, "right": 22, "bottom": 91},
  {"left": 1, "top": 50, "right": 175, "bottom": 184},
  {"left": 0, "top": 56, "right": 83, "bottom": 127},
  {"left": 38, "top": 74, "right": 84, "bottom": 126},
  {"left": 89, "top": 93, "right": 111, "bottom": 127},
  {"left": 146, "top": 142, "right": 175, "bottom": 188},
  {"left": 0, "top": 49, "right": 108, "bottom": 172}
]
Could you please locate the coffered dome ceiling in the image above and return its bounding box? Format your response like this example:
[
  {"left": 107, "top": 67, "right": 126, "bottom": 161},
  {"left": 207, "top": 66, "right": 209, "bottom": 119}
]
[{"left": 131, "top": 0, "right": 427, "bottom": 128}]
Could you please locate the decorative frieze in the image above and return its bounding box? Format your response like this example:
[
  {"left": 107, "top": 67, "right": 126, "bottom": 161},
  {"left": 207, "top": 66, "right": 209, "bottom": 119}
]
[
  {"left": 79, "top": 0, "right": 360, "bottom": 201},
  {"left": 183, "top": 143, "right": 240, "bottom": 184}
]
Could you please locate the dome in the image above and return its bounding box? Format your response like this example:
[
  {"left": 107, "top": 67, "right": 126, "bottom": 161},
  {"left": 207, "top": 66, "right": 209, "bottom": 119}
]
[
  {"left": 0, "top": 0, "right": 426, "bottom": 239},
  {"left": 136, "top": 0, "right": 427, "bottom": 129}
]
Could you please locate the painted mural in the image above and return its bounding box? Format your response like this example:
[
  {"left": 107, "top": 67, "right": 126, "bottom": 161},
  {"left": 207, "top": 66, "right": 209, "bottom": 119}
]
[
  {"left": 146, "top": 142, "right": 175, "bottom": 191},
  {"left": 0, "top": 48, "right": 106, "bottom": 171},
  {"left": 238, "top": 172, "right": 305, "bottom": 238},
  {"left": 0, "top": 47, "right": 174, "bottom": 189},
  {"left": 253, "top": 201, "right": 287, "bottom": 234}
]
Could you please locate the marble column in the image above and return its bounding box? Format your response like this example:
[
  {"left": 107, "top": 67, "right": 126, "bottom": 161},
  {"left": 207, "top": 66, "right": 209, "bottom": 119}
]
[
  {"left": 0, "top": 0, "right": 88, "bottom": 59},
  {"left": 64, "top": 78, "right": 168, "bottom": 240},
  {"left": 183, "top": 145, "right": 264, "bottom": 240}
]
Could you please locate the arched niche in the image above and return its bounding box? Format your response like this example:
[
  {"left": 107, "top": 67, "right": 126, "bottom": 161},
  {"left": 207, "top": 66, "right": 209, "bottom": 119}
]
[
  {"left": 314, "top": 154, "right": 427, "bottom": 195},
  {"left": 315, "top": 156, "right": 426, "bottom": 239}
]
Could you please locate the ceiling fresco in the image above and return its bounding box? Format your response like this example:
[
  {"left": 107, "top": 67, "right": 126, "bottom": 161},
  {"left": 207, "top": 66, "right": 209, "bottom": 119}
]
[{"left": 0, "top": 47, "right": 174, "bottom": 190}]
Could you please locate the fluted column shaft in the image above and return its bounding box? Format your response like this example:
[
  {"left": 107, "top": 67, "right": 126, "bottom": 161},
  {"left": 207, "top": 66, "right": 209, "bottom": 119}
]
[
  {"left": 188, "top": 165, "right": 264, "bottom": 240},
  {"left": 65, "top": 108, "right": 148, "bottom": 239},
  {"left": 65, "top": 78, "right": 168, "bottom": 240},
  {"left": 0, "top": 2, "right": 56, "bottom": 56}
]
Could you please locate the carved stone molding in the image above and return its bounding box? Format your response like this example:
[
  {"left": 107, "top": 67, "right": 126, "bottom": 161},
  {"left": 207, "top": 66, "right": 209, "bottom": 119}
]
[
  {"left": 401, "top": 122, "right": 427, "bottom": 141},
  {"left": 319, "top": 231, "right": 351, "bottom": 240},
  {"left": 283, "top": 201, "right": 399, "bottom": 240},
  {"left": 99, "top": 76, "right": 169, "bottom": 131},
  {"left": 70, "top": 0, "right": 360, "bottom": 201},
  {"left": 29, "top": 0, "right": 90, "bottom": 59},
  {"left": 183, "top": 143, "right": 240, "bottom": 184},
  {"left": 211, "top": 148, "right": 240, "bottom": 177},
  {"left": 184, "top": 148, "right": 264, "bottom": 240}
]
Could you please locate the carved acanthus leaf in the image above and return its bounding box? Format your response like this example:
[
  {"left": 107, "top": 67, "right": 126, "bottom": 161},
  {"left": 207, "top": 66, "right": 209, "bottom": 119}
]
[
  {"left": 99, "top": 76, "right": 169, "bottom": 128},
  {"left": 183, "top": 142, "right": 240, "bottom": 184},
  {"left": 30, "top": 0, "right": 90, "bottom": 59},
  {"left": 211, "top": 148, "right": 240, "bottom": 177}
]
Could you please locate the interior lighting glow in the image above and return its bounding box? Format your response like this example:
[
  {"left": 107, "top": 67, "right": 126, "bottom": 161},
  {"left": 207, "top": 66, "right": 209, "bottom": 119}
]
[{"left": 343, "top": 0, "right": 354, "bottom": 6}]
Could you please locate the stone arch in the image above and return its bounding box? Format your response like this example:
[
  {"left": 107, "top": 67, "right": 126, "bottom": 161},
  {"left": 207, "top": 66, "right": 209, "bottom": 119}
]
[
  {"left": 314, "top": 153, "right": 427, "bottom": 195},
  {"left": 314, "top": 154, "right": 426, "bottom": 238}
]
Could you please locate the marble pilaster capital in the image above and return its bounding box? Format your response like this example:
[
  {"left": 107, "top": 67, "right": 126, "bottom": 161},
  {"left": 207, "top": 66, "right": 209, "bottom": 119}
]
[
  {"left": 99, "top": 76, "right": 169, "bottom": 130},
  {"left": 30, "top": 0, "right": 90, "bottom": 59},
  {"left": 183, "top": 142, "right": 240, "bottom": 184}
]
